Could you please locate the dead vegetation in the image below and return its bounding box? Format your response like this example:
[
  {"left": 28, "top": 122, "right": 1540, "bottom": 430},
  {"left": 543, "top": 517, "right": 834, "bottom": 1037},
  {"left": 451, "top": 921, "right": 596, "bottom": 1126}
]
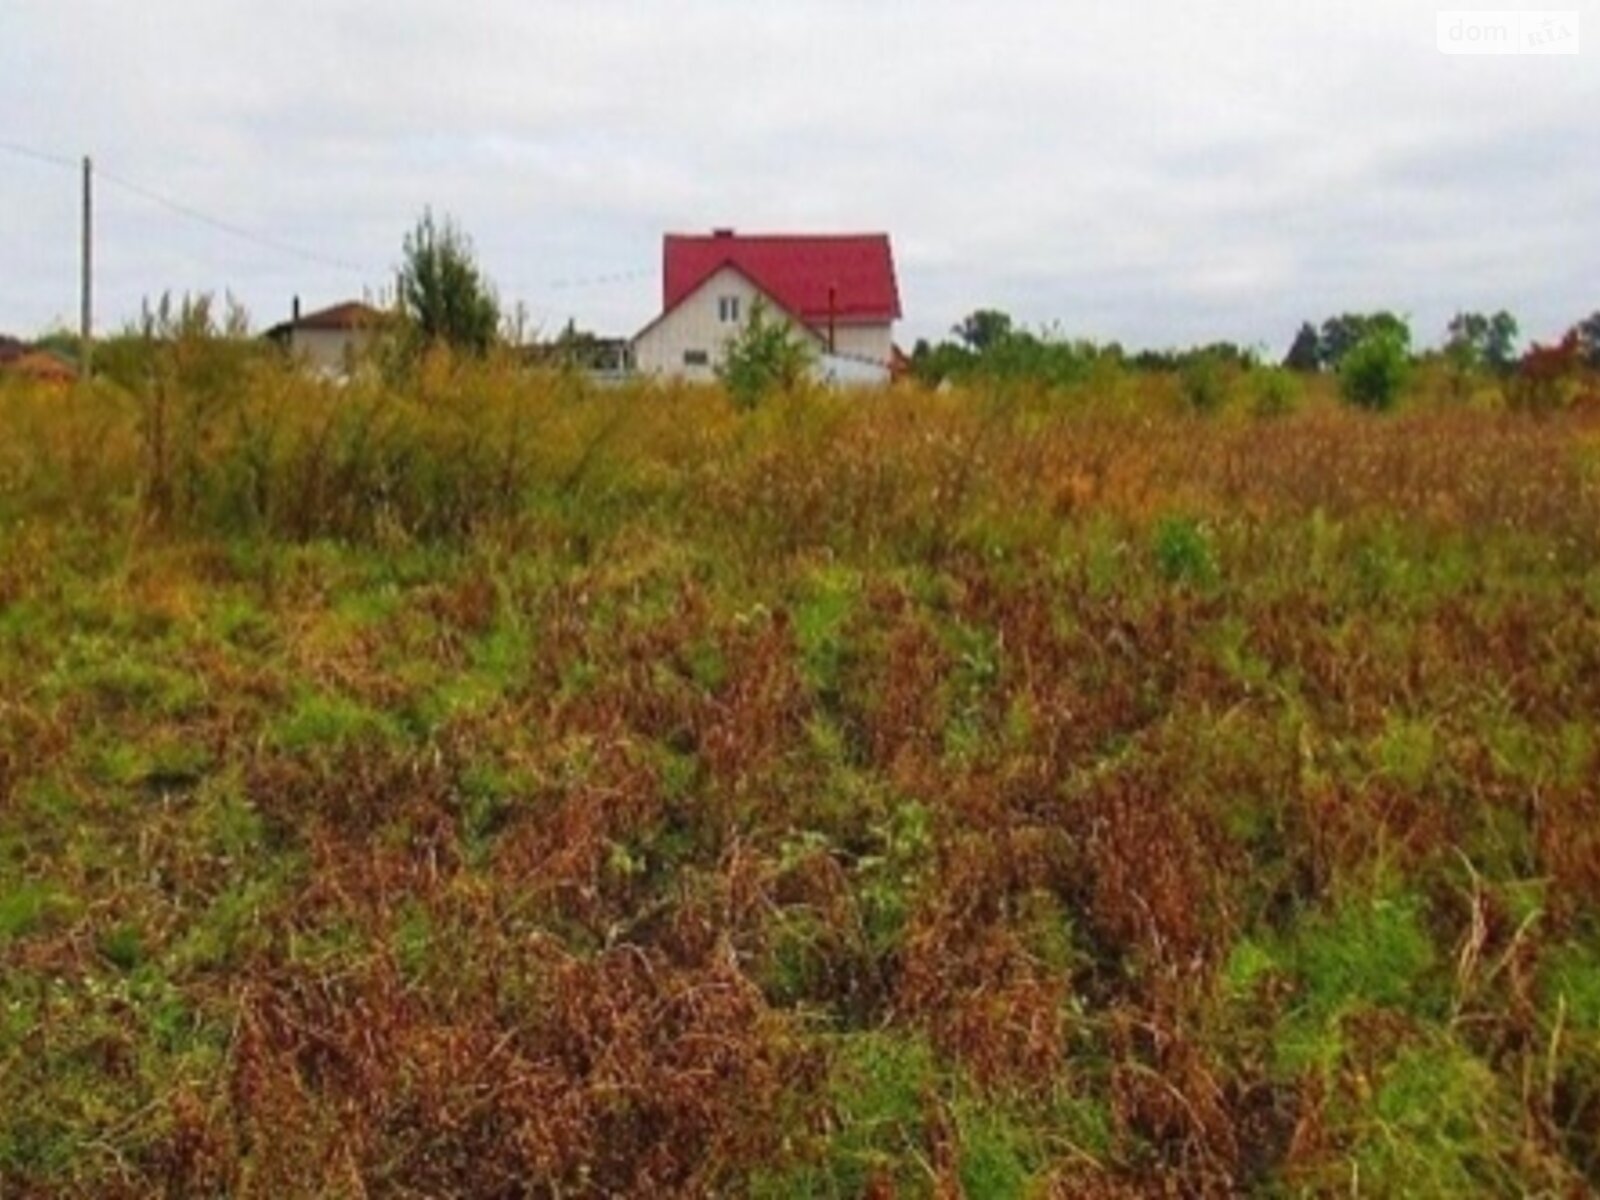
[{"left": 2, "top": 358, "right": 1600, "bottom": 1194}]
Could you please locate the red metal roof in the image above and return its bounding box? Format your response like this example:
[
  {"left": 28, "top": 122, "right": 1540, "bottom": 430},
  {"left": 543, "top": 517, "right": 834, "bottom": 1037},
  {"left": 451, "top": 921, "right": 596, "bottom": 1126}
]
[
  {"left": 663, "top": 232, "right": 901, "bottom": 325},
  {"left": 266, "top": 301, "right": 390, "bottom": 339}
]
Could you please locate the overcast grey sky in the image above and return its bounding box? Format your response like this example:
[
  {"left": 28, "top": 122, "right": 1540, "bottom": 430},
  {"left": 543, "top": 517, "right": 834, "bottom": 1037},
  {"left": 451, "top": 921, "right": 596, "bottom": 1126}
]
[{"left": 2, "top": 1, "right": 1594, "bottom": 352}]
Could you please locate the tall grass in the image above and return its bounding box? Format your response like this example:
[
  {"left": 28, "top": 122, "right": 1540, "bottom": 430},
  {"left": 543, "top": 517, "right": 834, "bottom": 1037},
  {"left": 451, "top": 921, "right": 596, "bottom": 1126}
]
[{"left": 2, "top": 352, "right": 1600, "bottom": 1193}]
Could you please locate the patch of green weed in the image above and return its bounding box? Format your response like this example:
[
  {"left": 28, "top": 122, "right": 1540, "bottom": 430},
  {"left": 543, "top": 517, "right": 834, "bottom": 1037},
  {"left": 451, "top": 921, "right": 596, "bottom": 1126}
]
[{"left": 1153, "top": 516, "right": 1217, "bottom": 587}]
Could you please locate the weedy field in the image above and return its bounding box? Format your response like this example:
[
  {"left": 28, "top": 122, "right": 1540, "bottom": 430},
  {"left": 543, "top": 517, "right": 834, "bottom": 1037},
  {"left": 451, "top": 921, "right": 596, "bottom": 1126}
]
[{"left": 2, "top": 351, "right": 1600, "bottom": 1196}]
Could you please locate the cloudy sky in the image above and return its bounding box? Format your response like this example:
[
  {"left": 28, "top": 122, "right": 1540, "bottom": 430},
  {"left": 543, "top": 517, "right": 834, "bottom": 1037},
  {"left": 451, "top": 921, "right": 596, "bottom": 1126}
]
[{"left": 3, "top": 1, "right": 1594, "bottom": 353}]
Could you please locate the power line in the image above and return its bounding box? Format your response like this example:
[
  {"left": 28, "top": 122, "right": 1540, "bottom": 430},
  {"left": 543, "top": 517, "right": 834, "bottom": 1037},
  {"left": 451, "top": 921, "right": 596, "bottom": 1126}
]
[
  {"left": 5, "top": 140, "right": 656, "bottom": 312},
  {"left": 0, "top": 139, "right": 79, "bottom": 170},
  {"left": 547, "top": 267, "right": 653, "bottom": 291},
  {"left": 94, "top": 166, "right": 371, "bottom": 276},
  {"left": 3, "top": 140, "right": 371, "bottom": 276}
]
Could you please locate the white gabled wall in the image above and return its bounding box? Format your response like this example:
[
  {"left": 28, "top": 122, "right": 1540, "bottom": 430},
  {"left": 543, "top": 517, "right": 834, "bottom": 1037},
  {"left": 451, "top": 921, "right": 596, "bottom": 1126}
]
[
  {"left": 634, "top": 267, "right": 804, "bottom": 380},
  {"left": 633, "top": 265, "right": 893, "bottom": 381}
]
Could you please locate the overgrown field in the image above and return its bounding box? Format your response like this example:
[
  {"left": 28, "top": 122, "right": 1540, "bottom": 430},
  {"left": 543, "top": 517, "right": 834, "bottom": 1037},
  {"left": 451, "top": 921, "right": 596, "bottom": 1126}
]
[{"left": 3, "top": 358, "right": 1600, "bottom": 1196}]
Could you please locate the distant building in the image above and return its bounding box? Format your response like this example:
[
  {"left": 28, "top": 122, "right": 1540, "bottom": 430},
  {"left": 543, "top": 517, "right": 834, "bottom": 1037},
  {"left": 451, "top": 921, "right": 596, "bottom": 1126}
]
[
  {"left": 0, "top": 336, "right": 77, "bottom": 385},
  {"left": 522, "top": 326, "right": 635, "bottom": 383},
  {"left": 632, "top": 230, "right": 902, "bottom": 384},
  {"left": 264, "top": 299, "right": 391, "bottom": 375}
]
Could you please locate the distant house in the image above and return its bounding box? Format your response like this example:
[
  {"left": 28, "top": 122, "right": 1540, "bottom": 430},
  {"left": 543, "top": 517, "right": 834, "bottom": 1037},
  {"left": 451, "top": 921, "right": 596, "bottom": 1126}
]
[
  {"left": 0, "top": 336, "right": 77, "bottom": 385},
  {"left": 632, "top": 229, "right": 902, "bottom": 384},
  {"left": 264, "top": 299, "right": 391, "bottom": 375}
]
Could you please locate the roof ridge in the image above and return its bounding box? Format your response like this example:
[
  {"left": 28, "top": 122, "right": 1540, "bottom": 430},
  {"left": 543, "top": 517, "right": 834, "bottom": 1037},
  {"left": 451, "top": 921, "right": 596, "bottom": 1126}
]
[{"left": 666, "top": 231, "right": 890, "bottom": 241}]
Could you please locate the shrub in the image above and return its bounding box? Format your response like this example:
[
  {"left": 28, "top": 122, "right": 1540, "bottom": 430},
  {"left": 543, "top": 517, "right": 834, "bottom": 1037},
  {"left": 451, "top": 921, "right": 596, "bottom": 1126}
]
[
  {"left": 1509, "top": 332, "right": 1584, "bottom": 414},
  {"left": 718, "top": 299, "right": 813, "bottom": 409},
  {"left": 1250, "top": 366, "right": 1302, "bottom": 418},
  {"left": 1179, "top": 352, "right": 1231, "bottom": 414},
  {"left": 1339, "top": 331, "right": 1411, "bottom": 411}
]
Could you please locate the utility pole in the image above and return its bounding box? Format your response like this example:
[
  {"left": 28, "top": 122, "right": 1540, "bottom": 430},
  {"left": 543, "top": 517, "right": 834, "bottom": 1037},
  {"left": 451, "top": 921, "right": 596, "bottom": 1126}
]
[{"left": 80, "top": 155, "right": 93, "bottom": 379}]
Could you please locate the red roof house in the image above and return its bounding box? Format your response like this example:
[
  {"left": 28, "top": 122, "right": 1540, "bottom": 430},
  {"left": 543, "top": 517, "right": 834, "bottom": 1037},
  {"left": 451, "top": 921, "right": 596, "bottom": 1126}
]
[{"left": 633, "top": 229, "right": 901, "bottom": 381}]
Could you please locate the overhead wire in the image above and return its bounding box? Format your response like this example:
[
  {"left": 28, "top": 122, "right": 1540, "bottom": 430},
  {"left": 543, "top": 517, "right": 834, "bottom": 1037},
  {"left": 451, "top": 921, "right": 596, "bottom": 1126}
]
[
  {"left": 3, "top": 139, "right": 651, "bottom": 320},
  {"left": 4, "top": 139, "right": 371, "bottom": 275}
]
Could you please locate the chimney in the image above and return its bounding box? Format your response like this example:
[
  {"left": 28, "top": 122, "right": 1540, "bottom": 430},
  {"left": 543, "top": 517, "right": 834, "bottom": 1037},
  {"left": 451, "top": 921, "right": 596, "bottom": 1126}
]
[
  {"left": 292, "top": 295, "right": 301, "bottom": 324},
  {"left": 712, "top": 227, "right": 734, "bottom": 239}
]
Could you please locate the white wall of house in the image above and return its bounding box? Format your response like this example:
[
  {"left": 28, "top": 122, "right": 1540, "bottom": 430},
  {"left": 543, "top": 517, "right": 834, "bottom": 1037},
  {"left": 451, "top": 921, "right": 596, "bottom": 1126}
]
[
  {"left": 289, "top": 328, "right": 376, "bottom": 375},
  {"left": 634, "top": 265, "right": 893, "bottom": 382},
  {"left": 825, "top": 322, "right": 894, "bottom": 367}
]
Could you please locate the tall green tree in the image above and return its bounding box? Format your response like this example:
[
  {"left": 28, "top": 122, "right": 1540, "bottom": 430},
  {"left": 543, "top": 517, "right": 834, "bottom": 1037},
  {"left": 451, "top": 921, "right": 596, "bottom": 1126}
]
[
  {"left": 1571, "top": 310, "right": 1600, "bottom": 369},
  {"left": 398, "top": 209, "right": 501, "bottom": 356},
  {"left": 1283, "top": 322, "right": 1323, "bottom": 372},
  {"left": 910, "top": 337, "right": 975, "bottom": 386},
  {"left": 952, "top": 309, "right": 1015, "bottom": 353},
  {"left": 1320, "top": 312, "right": 1410, "bottom": 370},
  {"left": 1445, "top": 310, "right": 1519, "bottom": 375}
]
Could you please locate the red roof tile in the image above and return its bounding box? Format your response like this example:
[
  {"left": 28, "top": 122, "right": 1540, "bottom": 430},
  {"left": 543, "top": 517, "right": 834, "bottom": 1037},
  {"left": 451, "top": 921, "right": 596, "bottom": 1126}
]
[
  {"left": 663, "top": 232, "right": 901, "bottom": 325},
  {"left": 293, "top": 301, "right": 389, "bottom": 331}
]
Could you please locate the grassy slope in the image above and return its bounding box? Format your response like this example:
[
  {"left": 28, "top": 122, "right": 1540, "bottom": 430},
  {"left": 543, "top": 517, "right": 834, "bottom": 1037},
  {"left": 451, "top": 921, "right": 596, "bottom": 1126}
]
[{"left": 2, "top": 359, "right": 1600, "bottom": 1195}]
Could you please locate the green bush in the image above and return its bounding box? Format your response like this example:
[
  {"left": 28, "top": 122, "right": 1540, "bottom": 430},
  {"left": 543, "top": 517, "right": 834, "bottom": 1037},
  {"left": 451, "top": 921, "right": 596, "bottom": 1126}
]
[
  {"left": 718, "top": 299, "right": 813, "bottom": 410},
  {"left": 1179, "top": 353, "right": 1231, "bottom": 414},
  {"left": 1250, "top": 366, "right": 1302, "bottom": 417},
  {"left": 1339, "top": 331, "right": 1411, "bottom": 411}
]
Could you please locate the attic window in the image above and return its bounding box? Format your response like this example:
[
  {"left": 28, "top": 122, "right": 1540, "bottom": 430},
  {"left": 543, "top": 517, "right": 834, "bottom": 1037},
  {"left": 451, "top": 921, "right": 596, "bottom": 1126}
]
[
  {"left": 717, "top": 296, "right": 741, "bottom": 324},
  {"left": 684, "top": 349, "right": 710, "bottom": 367}
]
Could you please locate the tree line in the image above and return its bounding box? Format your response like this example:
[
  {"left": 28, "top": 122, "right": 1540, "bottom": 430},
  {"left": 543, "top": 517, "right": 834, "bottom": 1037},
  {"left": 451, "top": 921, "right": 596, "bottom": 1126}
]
[{"left": 910, "top": 305, "right": 1600, "bottom": 411}]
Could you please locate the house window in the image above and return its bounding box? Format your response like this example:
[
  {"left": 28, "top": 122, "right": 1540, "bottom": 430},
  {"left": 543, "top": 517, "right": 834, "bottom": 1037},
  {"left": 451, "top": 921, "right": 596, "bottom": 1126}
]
[
  {"left": 717, "top": 296, "right": 741, "bottom": 324},
  {"left": 684, "top": 349, "right": 710, "bottom": 367}
]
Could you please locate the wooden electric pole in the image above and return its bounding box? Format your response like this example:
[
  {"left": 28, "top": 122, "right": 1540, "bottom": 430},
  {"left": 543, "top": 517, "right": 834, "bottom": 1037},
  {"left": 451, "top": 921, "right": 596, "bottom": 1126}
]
[{"left": 80, "top": 155, "right": 93, "bottom": 379}]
